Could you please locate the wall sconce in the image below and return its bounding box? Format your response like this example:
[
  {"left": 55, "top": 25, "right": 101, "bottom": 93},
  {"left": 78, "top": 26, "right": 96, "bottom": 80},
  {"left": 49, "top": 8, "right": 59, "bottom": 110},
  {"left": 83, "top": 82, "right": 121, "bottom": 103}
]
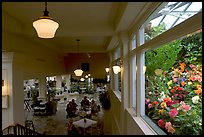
[
  {"left": 105, "top": 68, "right": 110, "bottom": 73},
  {"left": 2, "top": 80, "right": 4, "bottom": 87},
  {"left": 112, "top": 59, "right": 122, "bottom": 74},
  {"left": 113, "top": 65, "right": 121, "bottom": 74}
]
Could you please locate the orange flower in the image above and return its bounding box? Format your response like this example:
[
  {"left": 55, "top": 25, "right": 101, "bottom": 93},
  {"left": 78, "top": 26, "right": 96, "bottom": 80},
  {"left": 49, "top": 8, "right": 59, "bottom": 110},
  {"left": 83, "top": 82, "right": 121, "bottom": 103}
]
[
  {"left": 197, "top": 84, "right": 202, "bottom": 89},
  {"left": 179, "top": 63, "right": 186, "bottom": 72},
  {"left": 194, "top": 88, "right": 202, "bottom": 95},
  {"left": 163, "top": 98, "right": 172, "bottom": 103},
  {"left": 181, "top": 81, "right": 186, "bottom": 87}
]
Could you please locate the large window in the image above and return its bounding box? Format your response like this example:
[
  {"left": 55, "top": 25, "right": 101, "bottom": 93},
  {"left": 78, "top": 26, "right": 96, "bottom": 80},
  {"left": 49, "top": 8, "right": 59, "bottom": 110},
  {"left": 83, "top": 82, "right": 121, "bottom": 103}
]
[
  {"left": 145, "top": 31, "right": 202, "bottom": 135},
  {"left": 131, "top": 2, "right": 202, "bottom": 135}
]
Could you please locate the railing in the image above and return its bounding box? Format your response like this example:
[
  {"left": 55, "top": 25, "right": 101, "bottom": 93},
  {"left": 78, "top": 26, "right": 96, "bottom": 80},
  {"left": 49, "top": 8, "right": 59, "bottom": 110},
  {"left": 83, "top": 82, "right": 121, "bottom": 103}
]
[{"left": 2, "top": 123, "right": 42, "bottom": 135}]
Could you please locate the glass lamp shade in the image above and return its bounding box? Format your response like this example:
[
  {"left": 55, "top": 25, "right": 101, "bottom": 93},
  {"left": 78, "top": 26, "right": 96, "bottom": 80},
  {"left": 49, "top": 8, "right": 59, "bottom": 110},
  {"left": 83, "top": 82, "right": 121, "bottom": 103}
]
[
  {"left": 80, "top": 78, "right": 85, "bottom": 81},
  {"left": 74, "top": 69, "right": 83, "bottom": 76},
  {"left": 105, "top": 68, "right": 110, "bottom": 73},
  {"left": 113, "top": 65, "right": 121, "bottom": 74},
  {"left": 33, "top": 17, "right": 59, "bottom": 38}
]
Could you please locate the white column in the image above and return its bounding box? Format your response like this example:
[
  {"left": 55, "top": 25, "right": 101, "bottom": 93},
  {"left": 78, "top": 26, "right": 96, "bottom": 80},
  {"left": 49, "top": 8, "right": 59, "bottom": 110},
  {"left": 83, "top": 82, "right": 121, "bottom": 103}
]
[
  {"left": 2, "top": 52, "right": 25, "bottom": 129},
  {"left": 56, "top": 75, "right": 62, "bottom": 90},
  {"left": 65, "top": 74, "right": 71, "bottom": 91},
  {"left": 118, "top": 31, "right": 129, "bottom": 134},
  {"left": 38, "top": 76, "right": 47, "bottom": 99}
]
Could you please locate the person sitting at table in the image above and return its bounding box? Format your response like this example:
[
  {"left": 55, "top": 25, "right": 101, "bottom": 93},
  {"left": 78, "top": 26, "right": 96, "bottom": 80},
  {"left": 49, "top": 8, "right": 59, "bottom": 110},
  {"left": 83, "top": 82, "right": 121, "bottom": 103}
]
[
  {"left": 66, "top": 99, "right": 78, "bottom": 118},
  {"left": 80, "top": 96, "right": 90, "bottom": 111},
  {"left": 90, "top": 99, "right": 98, "bottom": 115}
]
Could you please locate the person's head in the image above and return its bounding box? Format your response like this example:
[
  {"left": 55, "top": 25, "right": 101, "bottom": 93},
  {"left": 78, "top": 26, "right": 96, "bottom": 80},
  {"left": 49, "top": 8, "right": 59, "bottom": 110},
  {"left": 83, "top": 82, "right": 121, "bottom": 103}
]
[
  {"left": 72, "top": 99, "right": 75, "bottom": 102},
  {"left": 84, "top": 96, "right": 87, "bottom": 100}
]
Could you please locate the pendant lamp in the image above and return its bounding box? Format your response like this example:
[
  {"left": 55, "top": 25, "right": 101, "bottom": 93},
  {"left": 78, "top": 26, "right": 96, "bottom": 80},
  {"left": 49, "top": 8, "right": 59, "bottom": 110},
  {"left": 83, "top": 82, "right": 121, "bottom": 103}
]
[
  {"left": 33, "top": 2, "right": 59, "bottom": 38},
  {"left": 74, "top": 39, "right": 83, "bottom": 76}
]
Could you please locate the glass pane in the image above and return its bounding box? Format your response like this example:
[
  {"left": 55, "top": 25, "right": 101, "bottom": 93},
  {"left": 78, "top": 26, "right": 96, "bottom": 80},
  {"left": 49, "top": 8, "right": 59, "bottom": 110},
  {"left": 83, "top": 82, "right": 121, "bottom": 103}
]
[
  {"left": 145, "top": 31, "right": 202, "bottom": 135},
  {"left": 131, "top": 35, "right": 136, "bottom": 50},
  {"left": 144, "top": 2, "right": 202, "bottom": 43}
]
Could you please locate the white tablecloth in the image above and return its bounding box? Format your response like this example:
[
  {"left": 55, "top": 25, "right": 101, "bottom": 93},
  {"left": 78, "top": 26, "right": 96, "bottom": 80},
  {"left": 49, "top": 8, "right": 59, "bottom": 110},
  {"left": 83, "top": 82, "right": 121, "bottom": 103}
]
[{"left": 73, "top": 118, "right": 97, "bottom": 129}]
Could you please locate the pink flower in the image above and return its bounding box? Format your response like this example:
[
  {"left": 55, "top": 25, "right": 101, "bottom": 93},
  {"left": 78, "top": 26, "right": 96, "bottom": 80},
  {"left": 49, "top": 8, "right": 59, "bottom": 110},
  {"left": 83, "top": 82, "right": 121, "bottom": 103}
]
[
  {"left": 197, "top": 76, "right": 202, "bottom": 82},
  {"left": 167, "top": 126, "right": 175, "bottom": 134},
  {"left": 165, "top": 122, "right": 172, "bottom": 130},
  {"left": 148, "top": 103, "right": 152, "bottom": 108},
  {"left": 173, "top": 78, "right": 178, "bottom": 83},
  {"left": 145, "top": 98, "right": 150, "bottom": 104},
  {"left": 158, "top": 119, "right": 165, "bottom": 128},
  {"left": 179, "top": 101, "right": 191, "bottom": 112},
  {"left": 189, "top": 64, "right": 194, "bottom": 68},
  {"left": 190, "top": 75, "right": 197, "bottom": 81},
  {"left": 169, "top": 108, "right": 178, "bottom": 118}
]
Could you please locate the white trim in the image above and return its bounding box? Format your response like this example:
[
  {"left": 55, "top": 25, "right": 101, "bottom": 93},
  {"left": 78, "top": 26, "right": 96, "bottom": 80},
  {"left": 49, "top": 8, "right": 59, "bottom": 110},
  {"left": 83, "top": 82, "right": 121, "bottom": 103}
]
[{"left": 113, "top": 90, "right": 121, "bottom": 102}]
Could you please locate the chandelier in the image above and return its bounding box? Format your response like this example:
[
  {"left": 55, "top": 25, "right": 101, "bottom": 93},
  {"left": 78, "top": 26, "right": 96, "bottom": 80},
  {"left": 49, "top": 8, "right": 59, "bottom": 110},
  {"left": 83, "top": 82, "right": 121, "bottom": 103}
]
[
  {"left": 33, "top": 2, "right": 59, "bottom": 38},
  {"left": 74, "top": 39, "right": 83, "bottom": 77}
]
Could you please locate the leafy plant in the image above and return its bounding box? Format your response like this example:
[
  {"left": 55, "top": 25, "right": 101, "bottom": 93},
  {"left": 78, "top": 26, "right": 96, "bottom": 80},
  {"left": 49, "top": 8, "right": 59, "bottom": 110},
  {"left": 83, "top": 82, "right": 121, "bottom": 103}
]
[{"left": 145, "top": 32, "right": 202, "bottom": 135}]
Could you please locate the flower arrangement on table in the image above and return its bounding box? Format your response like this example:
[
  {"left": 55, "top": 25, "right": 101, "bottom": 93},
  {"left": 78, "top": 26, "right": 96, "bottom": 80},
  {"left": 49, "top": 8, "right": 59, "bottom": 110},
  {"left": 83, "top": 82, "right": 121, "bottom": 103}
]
[{"left": 145, "top": 62, "right": 202, "bottom": 135}]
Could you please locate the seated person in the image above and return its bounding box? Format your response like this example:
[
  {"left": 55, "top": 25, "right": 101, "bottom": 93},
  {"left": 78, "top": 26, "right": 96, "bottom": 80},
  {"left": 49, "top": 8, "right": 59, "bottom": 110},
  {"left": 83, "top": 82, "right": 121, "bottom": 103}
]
[
  {"left": 90, "top": 99, "right": 98, "bottom": 115},
  {"left": 66, "top": 99, "right": 78, "bottom": 118},
  {"left": 80, "top": 96, "right": 90, "bottom": 111}
]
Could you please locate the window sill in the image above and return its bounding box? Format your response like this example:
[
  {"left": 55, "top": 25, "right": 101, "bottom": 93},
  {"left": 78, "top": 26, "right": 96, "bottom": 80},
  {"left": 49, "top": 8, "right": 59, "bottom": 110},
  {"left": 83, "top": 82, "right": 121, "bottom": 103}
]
[
  {"left": 126, "top": 108, "right": 155, "bottom": 135},
  {"left": 113, "top": 90, "right": 121, "bottom": 102}
]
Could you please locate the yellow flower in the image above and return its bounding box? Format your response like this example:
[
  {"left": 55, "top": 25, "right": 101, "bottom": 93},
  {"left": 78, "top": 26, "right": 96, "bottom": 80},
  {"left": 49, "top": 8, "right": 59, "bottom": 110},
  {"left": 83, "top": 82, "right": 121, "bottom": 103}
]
[
  {"left": 158, "top": 109, "right": 164, "bottom": 115},
  {"left": 167, "top": 80, "right": 172, "bottom": 86},
  {"left": 154, "top": 69, "right": 163, "bottom": 76},
  {"left": 188, "top": 82, "right": 192, "bottom": 85},
  {"left": 168, "top": 86, "right": 172, "bottom": 89},
  {"left": 161, "top": 102, "right": 166, "bottom": 109}
]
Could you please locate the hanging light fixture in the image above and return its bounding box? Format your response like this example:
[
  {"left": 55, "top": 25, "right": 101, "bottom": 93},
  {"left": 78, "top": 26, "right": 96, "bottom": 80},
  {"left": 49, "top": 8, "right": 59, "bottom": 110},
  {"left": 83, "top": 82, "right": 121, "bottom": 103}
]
[
  {"left": 33, "top": 2, "right": 59, "bottom": 38},
  {"left": 74, "top": 39, "right": 83, "bottom": 77}
]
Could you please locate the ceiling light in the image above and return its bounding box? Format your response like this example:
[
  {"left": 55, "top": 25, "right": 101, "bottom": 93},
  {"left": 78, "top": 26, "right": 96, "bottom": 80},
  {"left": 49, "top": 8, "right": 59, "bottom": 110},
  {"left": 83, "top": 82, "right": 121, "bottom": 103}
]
[
  {"left": 74, "top": 39, "right": 83, "bottom": 77},
  {"left": 80, "top": 78, "right": 85, "bottom": 81},
  {"left": 33, "top": 2, "right": 59, "bottom": 38}
]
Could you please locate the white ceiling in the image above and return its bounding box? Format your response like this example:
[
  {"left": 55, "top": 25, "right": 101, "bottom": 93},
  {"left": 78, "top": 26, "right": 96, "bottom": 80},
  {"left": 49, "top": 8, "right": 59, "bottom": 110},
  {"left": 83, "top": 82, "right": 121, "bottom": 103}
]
[{"left": 2, "top": 2, "right": 147, "bottom": 55}]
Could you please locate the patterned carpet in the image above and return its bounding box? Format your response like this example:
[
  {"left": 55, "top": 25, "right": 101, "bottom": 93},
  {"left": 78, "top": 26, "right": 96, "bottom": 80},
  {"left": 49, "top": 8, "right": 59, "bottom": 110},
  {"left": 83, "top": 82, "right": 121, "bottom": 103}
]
[{"left": 24, "top": 91, "right": 102, "bottom": 135}]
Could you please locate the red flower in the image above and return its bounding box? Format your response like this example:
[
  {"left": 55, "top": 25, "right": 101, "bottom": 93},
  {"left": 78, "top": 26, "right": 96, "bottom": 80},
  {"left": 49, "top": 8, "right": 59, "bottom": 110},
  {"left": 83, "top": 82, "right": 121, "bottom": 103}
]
[
  {"left": 171, "top": 89, "right": 175, "bottom": 93},
  {"left": 177, "top": 87, "right": 183, "bottom": 91},
  {"left": 152, "top": 101, "right": 159, "bottom": 106},
  {"left": 158, "top": 119, "right": 165, "bottom": 128}
]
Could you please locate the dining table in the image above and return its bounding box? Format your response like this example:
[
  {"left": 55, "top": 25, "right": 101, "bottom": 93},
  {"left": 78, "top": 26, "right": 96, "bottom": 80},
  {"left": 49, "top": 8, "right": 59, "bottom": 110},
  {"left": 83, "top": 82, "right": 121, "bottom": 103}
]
[{"left": 73, "top": 118, "right": 97, "bottom": 135}]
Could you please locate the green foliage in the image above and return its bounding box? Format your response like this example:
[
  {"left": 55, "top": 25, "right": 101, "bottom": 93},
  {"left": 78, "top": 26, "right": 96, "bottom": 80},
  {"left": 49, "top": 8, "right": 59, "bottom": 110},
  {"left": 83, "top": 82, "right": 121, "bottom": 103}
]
[
  {"left": 174, "top": 32, "right": 202, "bottom": 67},
  {"left": 145, "top": 31, "right": 202, "bottom": 135},
  {"left": 145, "top": 40, "right": 182, "bottom": 76},
  {"left": 145, "top": 22, "right": 167, "bottom": 41}
]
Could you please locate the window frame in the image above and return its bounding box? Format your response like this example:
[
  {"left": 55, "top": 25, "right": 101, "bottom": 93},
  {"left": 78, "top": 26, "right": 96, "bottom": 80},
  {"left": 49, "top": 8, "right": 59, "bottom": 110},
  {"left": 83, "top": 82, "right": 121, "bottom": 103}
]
[{"left": 132, "top": 10, "right": 202, "bottom": 134}]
